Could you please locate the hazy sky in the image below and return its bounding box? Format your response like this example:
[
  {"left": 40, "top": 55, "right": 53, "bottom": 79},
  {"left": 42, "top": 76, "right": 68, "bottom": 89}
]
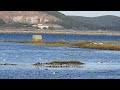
[{"left": 59, "top": 11, "right": 120, "bottom": 17}]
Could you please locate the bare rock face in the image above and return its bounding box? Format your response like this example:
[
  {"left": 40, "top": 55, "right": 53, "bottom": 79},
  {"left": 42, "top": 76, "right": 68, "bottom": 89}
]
[{"left": 0, "top": 11, "right": 60, "bottom": 24}]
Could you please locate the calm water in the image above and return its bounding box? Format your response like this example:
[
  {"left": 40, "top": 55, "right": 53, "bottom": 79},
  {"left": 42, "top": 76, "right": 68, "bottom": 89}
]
[
  {"left": 0, "top": 33, "right": 120, "bottom": 79},
  {"left": 0, "top": 33, "right": 120, "bottom": 41}
]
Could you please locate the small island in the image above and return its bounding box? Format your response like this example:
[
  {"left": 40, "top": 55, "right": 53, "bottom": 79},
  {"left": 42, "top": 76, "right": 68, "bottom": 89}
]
[
  {"left": 0, "top": 60, "right": 84, "bottom": 68},
  {"left": 32, "top": 60, "right": 84, "bottom": 68}
]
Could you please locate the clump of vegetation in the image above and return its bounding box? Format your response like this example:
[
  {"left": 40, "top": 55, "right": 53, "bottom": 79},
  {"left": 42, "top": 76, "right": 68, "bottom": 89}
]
[
  {"left": 71, "top": 41, "right": 93, "bottom": 47},
  {"left": 32, "top": 62, "right": 44, "bottom": 65},
  {"left": 48, "top": 60, "right": 84, "bottom": 65},
  {"left": 32, "top": 60, "right": 84, "bottom": 67}
]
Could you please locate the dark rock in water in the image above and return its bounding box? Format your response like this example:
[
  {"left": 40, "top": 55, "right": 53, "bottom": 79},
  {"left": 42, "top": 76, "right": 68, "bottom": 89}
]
[
  {"left": 4, "top": 63, "right": 8, "bottom": 65},
  {"left": 45, "top": 68, "right": 48, "bottom": 70},
  {"left": 33, "top": 62, "right": 42, "bottom": 65},
  {"left": 0, "top": 64, "right": 3, "bottom": 65},
  {"left": 0, "top": 63, "right": 17, "bottom": 65}
]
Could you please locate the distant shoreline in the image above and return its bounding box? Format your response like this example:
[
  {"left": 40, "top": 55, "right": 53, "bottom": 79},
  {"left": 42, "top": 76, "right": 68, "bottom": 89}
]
[{"left": 0, "top": 29, "right": 120, "bottom": 36}]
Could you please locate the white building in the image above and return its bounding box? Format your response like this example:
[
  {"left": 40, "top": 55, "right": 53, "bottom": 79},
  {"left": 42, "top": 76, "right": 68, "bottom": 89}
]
[{"left": 33, "top": 24, "right": 49, "bottom": 29}]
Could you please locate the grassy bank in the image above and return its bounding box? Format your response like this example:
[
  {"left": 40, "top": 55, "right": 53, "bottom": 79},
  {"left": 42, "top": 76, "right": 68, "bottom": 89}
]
[
  {"left": 23, "top": 40, "right": 69, "bottom": 46},
  {"left": 71, "top": 41, "right": 120, "bottom": 51},
  {"left": 0, "top": 39, "right": 120, "bottom": 51},
  {"left": 24, "top": 40, "right": 120, "bottom": 51}
]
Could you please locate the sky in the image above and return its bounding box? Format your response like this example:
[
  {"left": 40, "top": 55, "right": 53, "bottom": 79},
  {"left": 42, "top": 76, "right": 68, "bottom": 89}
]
[{"left": 59, "top": 11, "right": 120, "bottom": 17}]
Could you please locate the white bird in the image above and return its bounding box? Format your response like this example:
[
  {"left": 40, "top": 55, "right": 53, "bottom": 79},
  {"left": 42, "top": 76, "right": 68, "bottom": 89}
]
[
  {"left": 98, "top": 62, "right": 103, "bottom": 63},
  {"left": 53, "top": 72, "right": 56, "bottom": 74}
]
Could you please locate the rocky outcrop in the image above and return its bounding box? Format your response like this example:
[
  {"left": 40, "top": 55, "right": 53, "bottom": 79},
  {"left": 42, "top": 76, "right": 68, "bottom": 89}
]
[{"left": 0, "top": 11, "right": 61, "bottom": 24}]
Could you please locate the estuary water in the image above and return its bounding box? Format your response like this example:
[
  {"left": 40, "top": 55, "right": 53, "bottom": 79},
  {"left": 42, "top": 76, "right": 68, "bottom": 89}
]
[{"left": 0, "top": 33, "right": 120, "bottom": 79}]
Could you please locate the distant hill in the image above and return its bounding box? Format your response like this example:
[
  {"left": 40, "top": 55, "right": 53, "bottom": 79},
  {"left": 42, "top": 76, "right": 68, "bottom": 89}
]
[
  {"left": 70, "top": 15, "right": 120, "bottom": 31},
  {"left": 0, "top": 11, "right": 63, "bottom": 29},
  {"left": 44, "top": 12, "right": 120, "bottom": 31},
  {"left": 0, "top": 11, "right": 61, "bottom": 24},
  {"left": 0, "top": 11, "right": 120, "bottom": 31}
]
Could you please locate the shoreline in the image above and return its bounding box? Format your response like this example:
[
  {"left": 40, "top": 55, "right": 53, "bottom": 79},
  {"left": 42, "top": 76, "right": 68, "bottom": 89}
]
[{"left": 0, "top": 29, "right": 120, "bottom": 36}]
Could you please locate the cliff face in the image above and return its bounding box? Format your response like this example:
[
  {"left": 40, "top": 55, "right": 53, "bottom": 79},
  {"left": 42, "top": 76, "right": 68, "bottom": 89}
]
[{"left": 0, "top": 11, "right": 61, "bottom": 24}]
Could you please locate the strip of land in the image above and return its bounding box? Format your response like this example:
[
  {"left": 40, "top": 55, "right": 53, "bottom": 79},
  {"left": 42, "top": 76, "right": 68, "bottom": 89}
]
[
  {"left": 0, "top": 40, "right": 120, "bottom": 51},
  {"left": 0, "top": 60, "right": 84, "bottom": 68},
  {"left": 0, "top": 29, "right": 120, "bottom": 36},
  {"left": 23, "top": 40, "right": 120, "bottom": 51}
]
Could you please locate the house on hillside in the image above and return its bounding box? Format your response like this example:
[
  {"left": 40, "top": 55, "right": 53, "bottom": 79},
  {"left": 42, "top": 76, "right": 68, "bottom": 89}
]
[
  {"left": 32, "top": 24, "right": 64, "bottom": 30},
  {"left": 33, "top": 24, "right": 50, "bottom": 29}
]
